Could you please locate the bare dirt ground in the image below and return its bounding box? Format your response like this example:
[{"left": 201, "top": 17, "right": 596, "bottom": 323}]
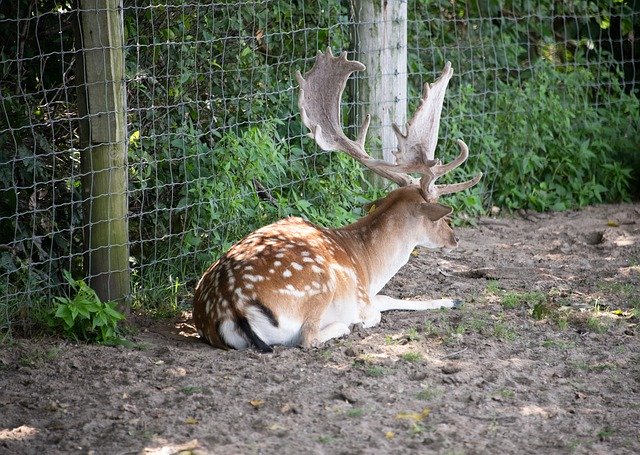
[{"left": 1, "top": 203, "right": 639, "bottom": 455}]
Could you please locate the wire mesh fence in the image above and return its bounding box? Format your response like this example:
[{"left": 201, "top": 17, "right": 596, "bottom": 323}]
[{"left": 1, "top": 0, "right": 638, "bottom": 334}]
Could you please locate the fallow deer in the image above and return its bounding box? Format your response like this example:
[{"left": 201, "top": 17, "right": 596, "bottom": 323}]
[{"left": 193, "top": 49, "right": 481, "bottom": 351}]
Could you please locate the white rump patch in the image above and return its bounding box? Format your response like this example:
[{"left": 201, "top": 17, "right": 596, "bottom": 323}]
[
  {"left": 219, "top": 319, "right": 249, "bottom": 350},
  {"left": 245, "top": 307, "right": 301, "bottom": 347}
]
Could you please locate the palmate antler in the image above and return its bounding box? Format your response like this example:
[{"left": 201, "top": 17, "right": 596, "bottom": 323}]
[{"left": 296, "top": 48, "right": 482, "bottom": 202}]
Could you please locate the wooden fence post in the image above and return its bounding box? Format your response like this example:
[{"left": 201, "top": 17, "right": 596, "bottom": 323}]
[
  {"left": 354, "top": 0, "right": 408, "bottom": 186},
  {"left": 75, "top": 0, "right": 130, "bottom": 309}
]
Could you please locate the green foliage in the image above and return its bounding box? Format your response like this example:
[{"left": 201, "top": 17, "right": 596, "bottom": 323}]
[
  {"left": 128, "top": 119, "right": 379, "bottom": 303},
  {"left": 49, "top": 271, "right": 125, "bottom": 344},
  {"left": 440, "top": 62, "right": 638, "bottom": 213}
]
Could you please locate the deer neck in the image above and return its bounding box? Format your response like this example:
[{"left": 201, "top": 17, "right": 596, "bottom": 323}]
[{"left": 335, "top": 203, "right": 419, "bottom": 295}]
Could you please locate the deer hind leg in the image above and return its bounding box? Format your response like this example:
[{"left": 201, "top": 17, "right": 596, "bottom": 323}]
[
  {"left": 300, "top": 320, "right": 351, "bottom": 348},
  {"left": 372, "top": 294, "right": 463, "bottom": 312}
]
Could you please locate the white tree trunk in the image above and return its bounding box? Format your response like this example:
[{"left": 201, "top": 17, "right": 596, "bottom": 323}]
[{"left": 354, "top": 0, "right": 408, "bottom": 179}]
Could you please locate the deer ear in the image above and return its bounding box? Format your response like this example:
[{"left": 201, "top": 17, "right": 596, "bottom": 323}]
[{"left": 421, "top": 202, "right": 453, "bottom": 221}]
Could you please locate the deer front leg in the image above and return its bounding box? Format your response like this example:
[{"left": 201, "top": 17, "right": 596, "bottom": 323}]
[{"left": 372, "top": 294, "right": 463, "bottom": 312}]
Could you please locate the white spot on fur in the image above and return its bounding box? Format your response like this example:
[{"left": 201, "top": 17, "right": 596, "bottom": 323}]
[
  {"left": 311, "top": 264, "right": 323, "bottom": 274},
  {"left": 278, "top": 285, "right": 306, "bottom": 298},
  {"left": 291, "top": 262, "right": 303, "bottom": 270},
  {"left": 301, "top": 251, "right": 310, "bottom": 257},
  {"left": 243, "top": 274, "right": 265, "bottom": 282},
  {"left": 302, "top": 257, "right": 315, "bottom": 263},
  {"left": 283, "top": 269, "right": 292, "bottom": 278},
  {"left": 233, "top": 287, "right": 247, "bottom": 301},
  {"left": 274, "top": 261, "right": 282, "bottom": 267},
  {"left": 275, "top": 253, "right": 285, "bottom": 259},
  {"left": 205, "top": 299, "right": 212, "bottom": 314}
]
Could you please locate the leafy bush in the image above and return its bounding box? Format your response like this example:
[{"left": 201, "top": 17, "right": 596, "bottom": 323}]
[
  {"left": 440, "top": 62, "right": 638, "bottom": 213},
  {"left": 48, "top": 271, "right": 125, "bottom": 344}
]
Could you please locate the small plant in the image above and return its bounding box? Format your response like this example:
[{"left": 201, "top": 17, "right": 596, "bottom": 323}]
[
  {"left": 401, "top": 351, "right": 423, "bottom": 362},
  {"left": 597, "top": 427, "right": 614, "bottom": 442},
  {"left": 417, "top": 387, "right": 443, "bottom": 401},
  {"left": 502, "top": 291, "right": 546, "bottom": 310},
  {"left": 498, "top": 388, "right": 515, "bottom": 399},
  {"left": 493, "top": 321, "right": 517, "bottom": 341},
  {"left": 586, "top": 315, "right": 609, "bottom": 334},
  {"left": 316, "top": 435, "right": 336, "bottom": 444},
  {"left": 486, "top": 280, "right": 502, "bottom": 294},
  {"left": 406, "top": 326, "right": 420, "bottom": 341},
  {"left": 346, "top": 408, "right": 365, "bottom": 418},
  {"left": 49, "top": 270, "right": 125, "bottom": 344},
  {"left": 364, "top": 365, "right": 387, "bottom": 377},
  {"left": 19, "top": 347, "right": 60, "bottom": 368}
]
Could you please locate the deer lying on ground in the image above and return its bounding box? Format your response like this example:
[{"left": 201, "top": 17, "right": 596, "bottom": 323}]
[{"left": 193, "top": 49, "right": 481, "bottom": 351}]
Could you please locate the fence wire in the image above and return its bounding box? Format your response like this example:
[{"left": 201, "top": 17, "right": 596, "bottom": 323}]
[{"left": 1, "top": 0, "right": 638, "bottom": 333}]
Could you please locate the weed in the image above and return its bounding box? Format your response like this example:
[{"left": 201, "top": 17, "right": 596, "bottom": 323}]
[
  {"left": 486, "top": 280, "right": 502, "bottom": 294},
  {"left": 542, "top": 339, "right": 575, "bottom": 349},
  {"left": 493, "top": 322, "right": 517, "bottom": 341},
  {"left": 316, "top": 435, "right": 336, "bottom": 444},
  {"left": 364, "top": 365, "right": 387, "bottom": 377},
  {"left": 401, "top": 352, "right": 423, "bottom": 362},
  {"left": 417, "top": 387, "right": 443, "bottom": 401},
  {"left": 181, "top": 386, "right": 206, "bottom": 395},
  {"left": 48, "top": 270, "right": 125, "bottom": 344},
  {"left": 498, "top": 388, "right": 515, "bottom": 399},
  {"left": 597, "top": 427, "right": 614, "bottom": 442},
  {"left": 531, "top": 301, "right": 554, "bottom": 320},
  {"left": 555, "top": 315, "right": 570, "bottom": 330},
  {"left": 384, "top": 335, "right": 400, "bottom": 345},
  {"left": 131, "top": 268, "right": 188, "bottom": 319},
  {"left": 469, "top": 316, "right": 488, "bottom": 333},
  {"left": 346, "top": 408, "right": 365, "bottom": 418},
  {"left": 423, "top": 320, "right": 438, "bottom": 336},
  {"left": 502, "top": 291, "right": 547, "bottom": 310},
  {"left": 406, "top": 327, "right": 420, "bottom": 341},
  {"left": 586, "top": 315, "right": 609, "bottom": 334},
  {"left": 20, "top": 347, "right": 60, "bottom": 368}
]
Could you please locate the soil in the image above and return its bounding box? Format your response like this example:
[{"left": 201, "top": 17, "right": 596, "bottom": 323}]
[{"left": 1, "top": 203, "right": 639, "bottom": 455}]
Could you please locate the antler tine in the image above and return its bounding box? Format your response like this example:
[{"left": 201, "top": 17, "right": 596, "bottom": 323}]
[
  {"left": 420, "top": 139, "right": 483, "bottom": 202},
  {"left": 296, "top": 48, "right": 413, "bottom": 187},
  {"left": 387, "top": 62, "right": 481, "bottom": 202}
]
